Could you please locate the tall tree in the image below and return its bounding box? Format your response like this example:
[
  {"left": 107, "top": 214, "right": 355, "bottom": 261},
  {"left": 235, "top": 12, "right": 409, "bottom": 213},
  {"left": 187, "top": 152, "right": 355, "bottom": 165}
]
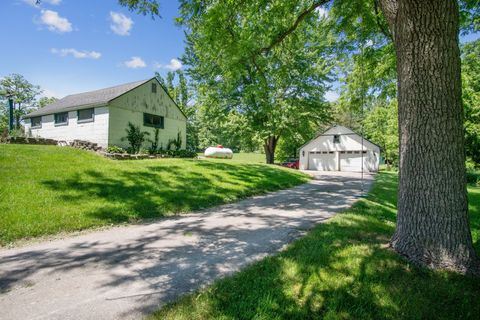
[
  {"left": 120, "top": 0, "right": 480, "bottom": 272},
  {"left": 0, "top": 74, "right": 42, "bottom": 128},
  {"left": 178, "top": 1, "right": 332, "bottom": 163},
  {"left": 379, "top": 0, "right": 478, "bottom": 273}
]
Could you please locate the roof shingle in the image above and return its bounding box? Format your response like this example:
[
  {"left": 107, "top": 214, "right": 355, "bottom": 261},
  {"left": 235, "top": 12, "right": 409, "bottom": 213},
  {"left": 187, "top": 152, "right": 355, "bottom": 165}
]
[{"left": 24, "top": 79, "right": 149, "bottom": 118}]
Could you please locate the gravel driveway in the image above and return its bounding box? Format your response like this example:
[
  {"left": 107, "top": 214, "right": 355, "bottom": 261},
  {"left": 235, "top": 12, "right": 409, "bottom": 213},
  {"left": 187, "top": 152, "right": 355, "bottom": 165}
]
[{"left": 0, "top": 171, "right": 374, "bottom": 320}]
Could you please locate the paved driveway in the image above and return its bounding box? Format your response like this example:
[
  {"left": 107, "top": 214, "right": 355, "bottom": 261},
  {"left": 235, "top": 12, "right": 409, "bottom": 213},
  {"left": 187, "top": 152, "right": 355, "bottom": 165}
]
[{"left": 0, "top": 172, "right": 374, "bottom": 320}]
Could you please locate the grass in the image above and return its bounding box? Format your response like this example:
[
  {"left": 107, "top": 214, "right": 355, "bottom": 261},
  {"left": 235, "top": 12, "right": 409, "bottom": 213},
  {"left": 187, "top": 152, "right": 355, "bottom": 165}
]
[
  {"left": 198, "top": 152, "right": 267, "bottom": 164},
  {"left": 0, "top": 145, "right": 309, "bottom": 245},
  {"left": 151, "top": 172, "right": 480, "bottom": 320}
]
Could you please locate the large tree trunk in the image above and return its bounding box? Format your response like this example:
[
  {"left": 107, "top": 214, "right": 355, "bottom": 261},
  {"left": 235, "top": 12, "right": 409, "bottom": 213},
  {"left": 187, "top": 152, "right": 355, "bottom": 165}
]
[
  {"left": 263, "top": 136, "right": 278, "bottom": 164},
  {"left": 380, "top": 0, "right": 479, "bottom": 273}
]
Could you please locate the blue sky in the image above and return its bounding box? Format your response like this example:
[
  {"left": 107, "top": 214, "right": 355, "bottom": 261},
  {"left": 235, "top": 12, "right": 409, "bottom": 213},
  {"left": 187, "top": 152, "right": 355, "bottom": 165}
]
[
  {"left": 0, "top": 0, "right": 185, "bottom": 98},
  {"left": 0, "top": 0, "right": 478, "bottom": 101}
]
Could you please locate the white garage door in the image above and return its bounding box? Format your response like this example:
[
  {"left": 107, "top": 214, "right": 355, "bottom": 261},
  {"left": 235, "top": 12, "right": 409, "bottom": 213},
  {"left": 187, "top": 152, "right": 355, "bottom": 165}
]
[
  {"left": 340, "top": 151, "right": 364, "bottom": 172},
  {"left": 308, "top": 151, "right": 335, "bottom": 171}
]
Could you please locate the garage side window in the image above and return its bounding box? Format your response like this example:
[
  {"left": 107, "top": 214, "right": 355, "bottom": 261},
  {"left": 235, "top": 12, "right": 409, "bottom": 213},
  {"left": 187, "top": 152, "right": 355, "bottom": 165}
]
[
  {"left": 77, "top": 108, "right": 94, "bottom": 123},
  {"left": 333, "top": 135, "right": 340, "bottom": 143},
  {"left": 31, "top": 116, "right": 42, "bottom": 128},
  {"left": 143, "top": 113, "right": 164, "bottom": 129}
]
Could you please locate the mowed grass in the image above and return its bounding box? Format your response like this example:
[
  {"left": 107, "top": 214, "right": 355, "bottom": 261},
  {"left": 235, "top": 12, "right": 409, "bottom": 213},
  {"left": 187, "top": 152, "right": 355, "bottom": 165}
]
[
  {"left": 198, "top": 152, "right": 267, "bottom": 163},
  {"left": 0, "top": 145, "right": 309, "bottom": 245},
  {"left": 152, "top": 172, "right": 480, "bottom": 320}
]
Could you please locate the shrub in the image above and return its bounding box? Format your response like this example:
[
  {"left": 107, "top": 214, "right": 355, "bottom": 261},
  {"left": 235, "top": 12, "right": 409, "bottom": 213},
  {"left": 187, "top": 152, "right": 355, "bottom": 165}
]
[
  {"left": 466, "top": 170, "right": 480, "bottom": 186},
  {"left": 167, "top": 131, "right": 182, "bottom": 151},
  {"left": 157, "top": 149, "right": 197, "bottom": 158},
  {"left": 106, "top": 146, "right": 126, "bottom": 154},
  {"left": 121, "top": 122, "right": 150, "bottom": 154},
  {"left": 148, "top": 128, "right": 160, "bottom": 154}
]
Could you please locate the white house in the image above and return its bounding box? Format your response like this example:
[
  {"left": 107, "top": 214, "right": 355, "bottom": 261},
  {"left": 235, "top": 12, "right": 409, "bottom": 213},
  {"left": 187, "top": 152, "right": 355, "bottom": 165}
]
[
  {"left": 299, "top": 125, "right": 380, "bottom": 172},
  {"left": 23, "top": 78, "right": 187, "bottom": 149}
]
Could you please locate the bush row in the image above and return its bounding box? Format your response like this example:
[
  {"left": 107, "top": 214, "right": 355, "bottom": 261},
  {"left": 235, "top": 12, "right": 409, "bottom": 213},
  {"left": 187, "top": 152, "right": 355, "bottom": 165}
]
[{"left": 105, "top": 146, "right": 197, "bottom": 159}]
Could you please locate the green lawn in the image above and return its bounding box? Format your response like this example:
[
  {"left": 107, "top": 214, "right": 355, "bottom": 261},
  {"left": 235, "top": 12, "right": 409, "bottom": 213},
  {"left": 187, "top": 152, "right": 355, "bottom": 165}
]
[
  {"left": 198, "top": 152, "right": 267, "bottom": 164},
  {"left": 152, "top": 172, "right": 480, "bottom": 320},
  {"left": 0, "top": 145, "right": 309, "bottom": 245}
]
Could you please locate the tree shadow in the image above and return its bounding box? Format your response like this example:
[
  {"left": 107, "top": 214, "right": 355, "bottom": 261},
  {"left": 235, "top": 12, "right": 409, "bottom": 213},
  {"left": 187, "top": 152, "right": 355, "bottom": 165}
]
[{"left": 0, "top": 171, "right": 372, "bottom": 319}]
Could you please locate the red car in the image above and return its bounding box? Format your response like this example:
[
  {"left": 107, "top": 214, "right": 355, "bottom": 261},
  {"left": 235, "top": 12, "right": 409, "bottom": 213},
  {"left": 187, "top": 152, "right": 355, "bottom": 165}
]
[{"left": 281, "top": 159, "right": 299, "bottom": 169}]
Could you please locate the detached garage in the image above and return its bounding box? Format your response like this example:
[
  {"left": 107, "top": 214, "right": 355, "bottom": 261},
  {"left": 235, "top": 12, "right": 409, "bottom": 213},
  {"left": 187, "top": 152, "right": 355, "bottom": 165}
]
[{"left": 299, "top": 125, "right": 380, "bottom": 172}]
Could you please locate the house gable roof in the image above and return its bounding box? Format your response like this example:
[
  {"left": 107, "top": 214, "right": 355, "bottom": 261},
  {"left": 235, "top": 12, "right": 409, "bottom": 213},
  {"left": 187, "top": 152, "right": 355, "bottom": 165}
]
[{"left": 24, "top": 78, "right": 155, "bottom": 119}]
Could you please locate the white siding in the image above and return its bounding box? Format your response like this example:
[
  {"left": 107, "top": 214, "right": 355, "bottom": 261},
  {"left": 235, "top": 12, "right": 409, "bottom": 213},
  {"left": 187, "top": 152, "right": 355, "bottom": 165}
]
[
  {"left": 108, "top": 79, "right": 187, "bottom": 150},
  {"left": 24, "top": 107, "right": 109, "bottom": 147}
]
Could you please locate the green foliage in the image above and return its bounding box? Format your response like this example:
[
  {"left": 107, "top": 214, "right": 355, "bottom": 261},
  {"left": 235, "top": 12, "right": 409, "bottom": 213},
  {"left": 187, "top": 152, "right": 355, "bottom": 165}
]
[
  {"left": 462, "top": 39, "right": 480, "bottom": 166},
  {"left": 38, "top": 96, "right": 57, "bottom": 108},
  {"left": 106, "top": 146, "right": 126, "bottom": 154},
  {"left": 157, "top": 149, "right": 197, "bottom": 158},
  {"left": 0, "top": 144, "right": 309, "bottom": 245},
  {"left": 148, "top": 128, "right": 161, "bottom": 154},
  {"left": 363, "top": 99, "right": 399, "bottom": 166},
  {"left": 0, "top": 74, "right": 42, "bottom": 129},
  {"left": 155, "top": 70, "right": 199, "bottom": 151},
  {"left": 151, "top": 172, "right": 480, "bottom": 320},
  {"left": 466, "top": 169, "right": 480, "bottom": 187},
  {"left": 121, "top": 122, "right": 150, "bottom": 154},
  {"left": 178, "top": 1, "right": 333, "bottom": 162},
  {"left": 167, "top": 131, "right": 183, "bottom": 151}
]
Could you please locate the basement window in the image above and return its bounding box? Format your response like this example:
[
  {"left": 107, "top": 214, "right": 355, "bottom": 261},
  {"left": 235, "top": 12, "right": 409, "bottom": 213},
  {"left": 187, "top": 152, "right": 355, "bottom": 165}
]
[
  {"left": 31, "top": 116, "right": 42, "bottom": 129},
  {"left": 54, "top": 112, "right": 68, "bottom": 126},
  {"left": 143, "top": 113, "right": 164, "bottom": 129},
  {"left": 333, "top": 134, "right": 340, "bottom": 144},
  {"left": 152, "top": 83, "right": 157, "bottom": 93},
  {"left": 77, "top": 108, "right": 94, "bottom": 123}
]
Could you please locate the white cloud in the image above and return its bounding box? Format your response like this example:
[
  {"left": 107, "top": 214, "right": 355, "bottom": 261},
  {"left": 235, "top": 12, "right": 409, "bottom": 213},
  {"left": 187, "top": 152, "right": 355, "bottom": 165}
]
[
  {"left": 110, "top": 11, "right": 133, "bottom": 36},
  {"left": 325, "top": 90, "right": 339, "bottom": 102},
  {"left": 124, "top": 56, "right": 146, "bottom": 69},
  {"left": 51, "top": 48, "right": 101, "bottom": 59},
  {"left": 154, "top": 58, "right": 183, "bottom": 71},
  {"left": 39, "top": 9, "right": 72, "bottom": 33},
  {"left": 315, "top": 7, "right": 329, "bottom": 19}
]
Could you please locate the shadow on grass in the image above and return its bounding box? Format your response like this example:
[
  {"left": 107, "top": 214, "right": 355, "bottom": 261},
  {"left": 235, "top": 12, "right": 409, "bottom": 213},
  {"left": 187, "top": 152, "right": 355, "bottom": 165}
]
[
  {"left": 152, "top": 172, "right": 480, "bottom": 320},
  {"left": 41, "top": 161, "right": 308, "bottom": 224}
]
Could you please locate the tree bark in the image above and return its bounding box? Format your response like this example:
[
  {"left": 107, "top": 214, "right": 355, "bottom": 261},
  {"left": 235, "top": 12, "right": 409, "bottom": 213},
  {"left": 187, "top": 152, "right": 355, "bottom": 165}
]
[
  {"left": 264, "top": 136, "right": 278, "bottom": 164},
  {"left": 380, "top": 0, "right": 479, "bottom": 274}
]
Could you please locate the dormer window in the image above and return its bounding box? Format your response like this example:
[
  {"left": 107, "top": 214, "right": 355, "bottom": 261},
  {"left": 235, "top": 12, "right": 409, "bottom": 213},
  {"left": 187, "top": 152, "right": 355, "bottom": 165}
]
[{"left": 333, "top": 134, "right": 340, "bottom": 144}]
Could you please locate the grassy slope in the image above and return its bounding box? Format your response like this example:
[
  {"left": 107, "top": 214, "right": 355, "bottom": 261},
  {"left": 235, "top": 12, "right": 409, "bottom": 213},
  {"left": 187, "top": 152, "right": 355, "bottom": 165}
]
[
  {"left": 152, "top": 172, "right": 480, "bottom": 320},
  {"left": 0, "top": 145, "right": 308, "bottom": 245}
]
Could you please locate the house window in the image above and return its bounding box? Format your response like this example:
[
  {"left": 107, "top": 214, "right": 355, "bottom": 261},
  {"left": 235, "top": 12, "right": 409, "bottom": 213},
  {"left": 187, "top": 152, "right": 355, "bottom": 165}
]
[
  {"left": 54, "top": 112, "right": 68, "bottom": 125},
  {"left": 77, "top": 108, "right": 94, "bottom": 122},
  {"left": 31, "top": 116, "right": 41, "bottom": 128},
  {"left": 333, "top": 134, "right": 340, "bottom": 143},
  {"left": 152, "top": 83, "right": 157, "bottom": 93},
  {"left": 143, "top": 113, "right": 164, "bottom": 128}
]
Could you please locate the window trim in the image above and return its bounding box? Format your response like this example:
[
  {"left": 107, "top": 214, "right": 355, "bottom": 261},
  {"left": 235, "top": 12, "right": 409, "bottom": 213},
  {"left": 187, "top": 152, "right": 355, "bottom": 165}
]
[
  {"left": 30, "top": 116, "right": 42, "bottom": 129},
  {"left": 151, "top": 83, "right": 157, "bottom": 93},
  {"left": 143, "top": 112, "right": 164, "bottom": 129},
  {"left": 77, "top": 108, "right": 95, "bottom": 123},
  {"left": 54, "top": 112, "right": 69, "bottom": 126}
]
